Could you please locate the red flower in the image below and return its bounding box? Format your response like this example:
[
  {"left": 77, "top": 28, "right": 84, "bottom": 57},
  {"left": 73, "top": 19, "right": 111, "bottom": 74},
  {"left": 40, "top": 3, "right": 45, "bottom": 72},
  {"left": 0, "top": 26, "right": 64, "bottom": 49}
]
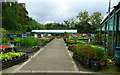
[
  {"left": 73, "top": 47, "right": 78, "bottom": 49},
  {"left": 90, "top": 52, "right": 94, "bottom": 55},
  {"left": 82, "top": 49, "right": 87, "bottom": 52}
]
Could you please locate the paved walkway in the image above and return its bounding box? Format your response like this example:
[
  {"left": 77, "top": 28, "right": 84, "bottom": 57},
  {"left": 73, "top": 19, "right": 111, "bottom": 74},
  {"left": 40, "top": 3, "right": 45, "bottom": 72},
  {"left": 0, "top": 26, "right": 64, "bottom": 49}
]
[{"left": 18, "top": 38, "right": 77, "bottom": 72}]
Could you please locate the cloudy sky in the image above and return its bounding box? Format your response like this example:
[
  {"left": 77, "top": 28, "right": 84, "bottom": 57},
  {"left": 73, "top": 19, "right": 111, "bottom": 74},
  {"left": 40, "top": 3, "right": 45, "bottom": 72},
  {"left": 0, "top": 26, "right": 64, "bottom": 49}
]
[{"left": 18, "top": 0, "right": 120, "bottom": 24}]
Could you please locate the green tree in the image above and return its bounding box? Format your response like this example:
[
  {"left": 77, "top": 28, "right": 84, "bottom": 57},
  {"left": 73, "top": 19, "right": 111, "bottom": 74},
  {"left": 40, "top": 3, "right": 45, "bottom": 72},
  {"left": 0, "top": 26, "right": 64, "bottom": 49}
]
[
  {"left": 76, "top": 11, "right": 103, "bottom": 33},
  {"left": 90, "top": 12, "right": 103, "bottom": 29},
  {"left": 76, "top": 11, "right": 91, "bottom": 33},
  {"left": 2, "top": 2, "right": 45, "bottom": 33},
  {"left": 2, "top": 2, "right": 19, "bottom": 31}
]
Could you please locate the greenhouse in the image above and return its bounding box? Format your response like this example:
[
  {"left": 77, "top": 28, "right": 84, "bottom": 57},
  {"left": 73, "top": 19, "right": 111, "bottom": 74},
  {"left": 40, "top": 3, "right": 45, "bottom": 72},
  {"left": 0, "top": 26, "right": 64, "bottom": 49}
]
[
  {"left": 97, "top": 2, "right": 120, "bottom": 56},
  {"left": 32, "top": 30, "right": 77, "bottom": 33}
]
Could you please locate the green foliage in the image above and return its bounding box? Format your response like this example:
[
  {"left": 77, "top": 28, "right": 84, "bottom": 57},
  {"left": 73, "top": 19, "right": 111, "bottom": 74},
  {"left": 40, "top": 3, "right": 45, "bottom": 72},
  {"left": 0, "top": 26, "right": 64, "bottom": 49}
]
[
  {"left": 90, "top": 12, "right": 103, "bottom": 29},
  {"left": 0, "top": 52, "right": 26, "bottom": 60},
  {"left": 0, "top": 42, "right": 11, "bottom": 45},
  {"left": 2, "top": 2, "right": 19, "bottom": 31},
  {"left": 2, "top": 2, "right": 45, "bottom": 33},
  {"left": 78, "top": 11, "right": 103, "bottom": 33},
  {"left": 0, "top": 28, "right": 10, "bottom": 43},
  {"left": 77, "top": 11, "right": 90, "bottom": 23},
  {"left": 20, "top": 38, "right": 38, "bottom": 47},
  {"left": 40, "top": 38, "right": 48, "bottom": 42},
  {"left": 13, "top": 37, "right": 21, "bottom": 42},
  {"left": 77, "top": 40, "right": 85, "bottom": 44}
]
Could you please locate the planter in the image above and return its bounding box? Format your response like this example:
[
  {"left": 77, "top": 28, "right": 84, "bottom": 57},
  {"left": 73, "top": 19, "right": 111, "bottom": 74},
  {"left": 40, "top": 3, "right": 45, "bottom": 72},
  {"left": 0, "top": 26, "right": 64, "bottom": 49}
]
[
  {"left": 83, "top": 58, "right": 91, "bottom": 68},
  {"left": 27, "top": 46, "right": 40, "bottom": 53},
  {"left": 91, "top": 61, "right": 100, "bottom": 71},
  {"left": 73, "top": 53, "right": 102, "bottom": 71},
  {"left": 66, "top": 43, "right": 76, "bottom": 46},
  {"left": 0, "top": 54, "right": 28, "bottom": 70},
  {"left": 39, "top": 42, "right": 46, "bottom": 47},
  {"left": 68, "top": 45, "right": 73, "bottom": 51},
  {"left": 100, "top": 61, "right": 105, "bottom": 68},
  {"left": 74, "top": 55, "right": 91, "bottom": 68}
]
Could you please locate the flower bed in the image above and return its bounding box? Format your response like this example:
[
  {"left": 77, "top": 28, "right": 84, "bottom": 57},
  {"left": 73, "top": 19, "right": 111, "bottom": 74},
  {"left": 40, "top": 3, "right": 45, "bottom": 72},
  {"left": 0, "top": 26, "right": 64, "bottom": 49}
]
[{"left": 71, "top": 44, "right": 110, "bottom": 71}]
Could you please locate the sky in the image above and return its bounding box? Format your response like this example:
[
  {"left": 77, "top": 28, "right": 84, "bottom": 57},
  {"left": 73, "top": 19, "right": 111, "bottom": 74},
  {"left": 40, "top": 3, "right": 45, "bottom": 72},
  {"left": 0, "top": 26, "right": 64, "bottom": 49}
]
[{"left": 18, "top": 0, "right": 120, "bottom": 24}]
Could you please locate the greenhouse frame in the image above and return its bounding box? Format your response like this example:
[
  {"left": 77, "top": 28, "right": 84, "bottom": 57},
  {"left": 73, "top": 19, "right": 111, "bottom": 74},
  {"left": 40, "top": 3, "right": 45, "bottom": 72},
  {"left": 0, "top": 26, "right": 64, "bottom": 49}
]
[{"left": 97, "top": 2, "right": 120, "bottom": 56}]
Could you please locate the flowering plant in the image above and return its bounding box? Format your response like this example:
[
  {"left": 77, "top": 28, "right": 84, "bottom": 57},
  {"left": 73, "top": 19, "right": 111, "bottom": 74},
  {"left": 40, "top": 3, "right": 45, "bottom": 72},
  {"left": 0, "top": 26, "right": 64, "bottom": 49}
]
[
  {"left": 66, "top": 39, "right": 76, "bottom": 44},
  {"left": 72, "top": 44, "right": 105, "bottom": 60}
]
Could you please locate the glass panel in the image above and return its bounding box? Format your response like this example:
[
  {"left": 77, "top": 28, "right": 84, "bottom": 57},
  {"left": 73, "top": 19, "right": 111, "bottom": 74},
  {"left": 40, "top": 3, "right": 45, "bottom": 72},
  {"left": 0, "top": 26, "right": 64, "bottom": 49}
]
[
  {"left": 119, "top": 11, "right": 120, "bottom": 31},
  {"left": 102, "top": 24, "right": 105, "bottom": 31},
  {"left": 109, "top": 17, "right": 114, "bottom": 31}
]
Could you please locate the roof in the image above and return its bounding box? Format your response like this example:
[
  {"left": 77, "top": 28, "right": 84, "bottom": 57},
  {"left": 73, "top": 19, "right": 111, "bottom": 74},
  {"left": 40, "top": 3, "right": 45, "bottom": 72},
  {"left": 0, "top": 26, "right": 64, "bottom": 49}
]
[
  {"left": 100, "top": 2, "right": 120, "bottom": 26},
  {"left": 32, "top": 30, "right": 77, "bottom": 33}
]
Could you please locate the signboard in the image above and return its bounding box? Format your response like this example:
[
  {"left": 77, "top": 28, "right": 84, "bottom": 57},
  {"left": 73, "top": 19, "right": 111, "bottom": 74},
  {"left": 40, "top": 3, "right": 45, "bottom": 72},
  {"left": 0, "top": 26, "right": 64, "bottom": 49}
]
[
  {"left": 26, "top": 32, "right": 31, "bottom": 34},
  {"left": 0, "top": 44, "right": 14, "bottom": 49},
  {"left": 22, "top": 34, "right": 26, "bottom": 39},
  {"left": 41, "top": 34, "right": 44, "bottom": 38},
  {"left": 34, "top": 34, "right": 38, "bottom": 38},
  {"left": 6, "top": 34, "right": 21, "bottom": 38}
]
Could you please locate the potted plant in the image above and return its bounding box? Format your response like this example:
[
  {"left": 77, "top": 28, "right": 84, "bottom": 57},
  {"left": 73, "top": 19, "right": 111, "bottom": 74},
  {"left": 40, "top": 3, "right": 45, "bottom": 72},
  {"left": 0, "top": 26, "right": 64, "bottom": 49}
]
[{"left": 100, "top": 54, "right": 110, "bottom": 67}]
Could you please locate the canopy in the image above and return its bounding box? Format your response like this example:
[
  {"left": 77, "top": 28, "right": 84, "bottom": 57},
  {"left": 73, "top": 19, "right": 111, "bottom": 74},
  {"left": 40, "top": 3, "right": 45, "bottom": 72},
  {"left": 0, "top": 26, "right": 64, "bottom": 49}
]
[{"left": 32, "top": 30, "right": 77, "bottom": 33}]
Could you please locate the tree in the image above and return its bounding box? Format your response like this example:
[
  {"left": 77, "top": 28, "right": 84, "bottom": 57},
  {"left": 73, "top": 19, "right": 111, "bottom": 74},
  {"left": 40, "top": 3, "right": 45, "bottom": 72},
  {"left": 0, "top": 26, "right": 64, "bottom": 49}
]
[
  {"left": 77, "top": 11, "right": 90, "bottom": 23},
  {"left": 90, "top": 12, "right": 103, "bottom": 29},
  {"left": 2, "top": 2, "right": 19, "bottom": 31},
  {"left": 76, "top": 11, "right": 91, "bottom": 33},
  {"left": 63, "top": 18, "right": 77, "bottom": 28},
  {"left": 2, "top": 2, "right": 45, "bottom": 33},
  {"left": 76, "top": 11, "right": 103, "bottom": 33},
  {"left": 64, "top": 20, "right": 69, "bottom": 27}
]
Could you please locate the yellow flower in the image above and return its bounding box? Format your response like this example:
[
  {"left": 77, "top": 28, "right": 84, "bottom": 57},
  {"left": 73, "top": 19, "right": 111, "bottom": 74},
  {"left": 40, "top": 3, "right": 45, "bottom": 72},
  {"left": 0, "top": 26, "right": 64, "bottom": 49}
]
[{"left": 107, "top": 59, "right": 115, "bottom": 65}]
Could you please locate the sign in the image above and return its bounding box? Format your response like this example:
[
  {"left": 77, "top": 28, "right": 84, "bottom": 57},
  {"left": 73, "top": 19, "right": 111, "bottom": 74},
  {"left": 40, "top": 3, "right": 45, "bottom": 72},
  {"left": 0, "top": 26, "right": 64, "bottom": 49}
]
[
  {"left": 34, "top": 34, "right": 38, "bottom": 38},
  {"left": 10, "top": 44, "right": 14, "bottom": 48},
  {"left": 48, "top": 34, "right": 51, "bottom": 36},
  {"left": 22, "top": 34, "right": 26, "bottom": 39},
  {"left": 41, "top": 34, "right": 44, "bottom": 38},
  {"left": 6, "top": 34, "right": 21, "bottom": 38},
  {"left": 0, "top": 44, "right": 14, "bottom": 49},
  {"left": 26, "top": 32, "right": 31, "bottom": 34},
  {"left": 0, "top": 45, "right": 10, "bottom": 49}
]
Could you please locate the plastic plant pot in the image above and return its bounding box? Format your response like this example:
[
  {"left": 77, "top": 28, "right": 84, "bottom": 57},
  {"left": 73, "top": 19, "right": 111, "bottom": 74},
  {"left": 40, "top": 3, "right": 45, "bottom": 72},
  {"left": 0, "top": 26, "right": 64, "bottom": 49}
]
[{"left": 91, "top": 61, "right": 100, "bottom": 71}]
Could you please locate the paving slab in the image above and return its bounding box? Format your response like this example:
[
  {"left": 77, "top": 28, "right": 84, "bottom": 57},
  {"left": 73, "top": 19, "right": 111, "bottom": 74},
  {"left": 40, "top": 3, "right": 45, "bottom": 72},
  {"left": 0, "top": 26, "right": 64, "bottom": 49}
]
[{"left": 19, "top": 38, "right": 76, "bottom": 72}]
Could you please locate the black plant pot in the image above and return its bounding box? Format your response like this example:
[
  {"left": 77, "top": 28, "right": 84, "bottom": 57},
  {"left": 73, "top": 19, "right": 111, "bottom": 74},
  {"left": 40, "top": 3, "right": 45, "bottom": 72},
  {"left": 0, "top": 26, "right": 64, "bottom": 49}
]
[
  {"left": 1, "top": 54, "right": 28, "bottom": 70},
  {"left": 83, "top": 58, "right": 91, "bottom": 68},
  {"left": 91, "top": 61, "right": 100, "bottom": 71},
  {"left": 68, "top": 45, "right": 73, "bottom": 51}
]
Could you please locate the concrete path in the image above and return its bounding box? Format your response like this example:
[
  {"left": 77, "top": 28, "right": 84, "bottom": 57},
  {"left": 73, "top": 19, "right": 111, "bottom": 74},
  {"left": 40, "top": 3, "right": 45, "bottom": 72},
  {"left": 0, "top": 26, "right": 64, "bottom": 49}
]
[{"left": 18, "top": 38, "right": 78, "bottom": 72}]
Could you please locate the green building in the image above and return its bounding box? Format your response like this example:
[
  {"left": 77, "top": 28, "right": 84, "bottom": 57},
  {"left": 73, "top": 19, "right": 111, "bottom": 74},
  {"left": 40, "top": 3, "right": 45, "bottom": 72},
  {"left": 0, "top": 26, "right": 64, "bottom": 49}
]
[{"left": 97, "top": 2, "right": 120, "bottom": 56}]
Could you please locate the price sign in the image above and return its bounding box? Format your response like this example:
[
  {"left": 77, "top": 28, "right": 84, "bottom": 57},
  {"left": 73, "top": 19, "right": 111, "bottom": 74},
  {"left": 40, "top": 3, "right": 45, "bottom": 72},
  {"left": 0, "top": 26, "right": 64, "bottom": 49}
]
[{"left": 22, "top": 34, "right": 26, "bottom": 39}]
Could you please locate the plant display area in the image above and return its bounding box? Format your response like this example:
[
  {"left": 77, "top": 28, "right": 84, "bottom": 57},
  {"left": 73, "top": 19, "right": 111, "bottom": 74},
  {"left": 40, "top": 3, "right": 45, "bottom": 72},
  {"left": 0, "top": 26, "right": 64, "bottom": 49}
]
[
  {"left": 0, "top": 44, "right": 28, "bottom": 70},
  {"left": 0, "top": 35, "right": 54, "bottom": 70},
  {"left": 64, "top": 34, "right": 116, "bottom": 71}
]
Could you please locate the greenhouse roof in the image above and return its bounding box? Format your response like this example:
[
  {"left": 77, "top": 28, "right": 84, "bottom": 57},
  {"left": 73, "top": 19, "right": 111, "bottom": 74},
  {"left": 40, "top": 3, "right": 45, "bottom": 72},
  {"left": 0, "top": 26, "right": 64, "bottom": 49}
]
[{"left": 32, "top": 30, "right": 77, "bottom": 33}]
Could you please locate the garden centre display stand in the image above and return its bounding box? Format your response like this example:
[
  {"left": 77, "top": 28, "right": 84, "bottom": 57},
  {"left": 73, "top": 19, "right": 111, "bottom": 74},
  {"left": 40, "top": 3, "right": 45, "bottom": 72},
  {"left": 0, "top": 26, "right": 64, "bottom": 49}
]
[{"left": 0, "top": 45, "right": 28, "bottom": 70}]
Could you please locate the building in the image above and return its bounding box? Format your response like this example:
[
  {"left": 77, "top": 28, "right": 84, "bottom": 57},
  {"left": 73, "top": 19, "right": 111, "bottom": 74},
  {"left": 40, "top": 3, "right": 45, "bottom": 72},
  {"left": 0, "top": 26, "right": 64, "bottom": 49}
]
[
  {"left": 32, "top": 30, "right": 77, "bottom": 36},
  {"left": 32, "top": 30, "right": 77, "bottom": 33},
  {"left": 97, "top": 2, "right": 120, "bottom": 56}
]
